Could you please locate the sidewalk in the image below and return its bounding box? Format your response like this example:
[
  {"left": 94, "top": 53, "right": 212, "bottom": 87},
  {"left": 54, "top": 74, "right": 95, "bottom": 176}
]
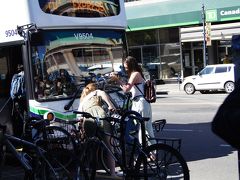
[{"left": 156, "top": 83, "right": 183, "bottom": 95}]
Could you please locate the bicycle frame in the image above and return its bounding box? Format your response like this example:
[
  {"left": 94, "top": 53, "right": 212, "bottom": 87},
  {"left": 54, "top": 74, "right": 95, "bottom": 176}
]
[
  {"left": 4, "top": 134, "right": 36, "bottom": 172},
  {"left": 0, "top": 125, "right": 57, "bottom": 177},
  {"left": 77, "top": 110, "right": 149, "bottom": 178}
]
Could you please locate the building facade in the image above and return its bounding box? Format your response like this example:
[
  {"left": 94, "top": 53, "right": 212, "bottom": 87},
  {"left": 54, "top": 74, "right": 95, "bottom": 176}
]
[{"left": 124, "top": 0, "right": 240, "bottom": 81}]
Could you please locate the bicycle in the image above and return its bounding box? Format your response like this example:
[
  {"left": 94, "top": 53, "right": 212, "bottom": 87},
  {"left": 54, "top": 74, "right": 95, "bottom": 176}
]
[
  {"left": 0, "top": 123, "right": 68, "bottom": 180},
  {"left": 104, "top": 85, "right": 183, "bottom": 154},
  {"left": 60, "top": 81, "right": 188, "bottom": 179},
  {"left": 23, "top": 117, "right": 78, "bottom": 175},
  {"left": 73, "top": 110, "right": 190, "bottom": 180},
  {"left": 9, "top": 97, "right": 79, "bottom": 176},
  {"left": 49, "top": 117, "right": 106, "bottom": 180}
]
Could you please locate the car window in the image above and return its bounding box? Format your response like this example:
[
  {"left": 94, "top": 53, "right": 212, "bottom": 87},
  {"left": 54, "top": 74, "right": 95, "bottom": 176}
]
[
  {"left": 200, "top": 67, "right": 214, "bottom": 75},
  {"left": 215, "top": 67, "right": 228, "bottom": 73}
]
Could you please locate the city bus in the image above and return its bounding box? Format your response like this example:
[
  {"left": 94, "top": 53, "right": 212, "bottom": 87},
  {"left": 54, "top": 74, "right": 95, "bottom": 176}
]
[{"left": 0, "top": 0, "right": 127, "bottom": 134}]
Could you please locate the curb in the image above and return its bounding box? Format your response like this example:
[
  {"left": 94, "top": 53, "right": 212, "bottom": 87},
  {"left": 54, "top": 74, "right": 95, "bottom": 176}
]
[{"left": 156, "top": 91, "right": 168, "bottom": 95}]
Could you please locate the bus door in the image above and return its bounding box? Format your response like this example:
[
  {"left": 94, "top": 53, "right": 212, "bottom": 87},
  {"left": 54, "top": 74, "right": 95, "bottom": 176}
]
[{"left": 0, "top": 45, "right": 23, "bottom": 134}]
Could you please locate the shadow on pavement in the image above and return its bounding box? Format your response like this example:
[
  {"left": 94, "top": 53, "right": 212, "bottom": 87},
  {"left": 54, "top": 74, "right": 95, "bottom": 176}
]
[{"left": 155, "top": 122, "right": 236, "bottom": 162}]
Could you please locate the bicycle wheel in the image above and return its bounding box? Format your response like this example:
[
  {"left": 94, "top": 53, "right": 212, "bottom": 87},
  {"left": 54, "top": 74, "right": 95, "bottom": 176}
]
[
  {"left": 33, "top": 161, "right": 48, "bottom": 180},
  {"left": 38, "top": 126, "right": 77, "bottom": 172},
  {"left": 99, "top": 137, "right": 122, "bottom": 175},
  {"left": 135, "top": 143, "right": 189, "bottom": 180},
  {"left": 80, "top": 139, "right": 98, "bottom": 180},
  {"left": 24, "top": 160, "right": 47, "bottom": 180},
  {"left": 25, "top": 158, "right": 59, "bottom": 180}
]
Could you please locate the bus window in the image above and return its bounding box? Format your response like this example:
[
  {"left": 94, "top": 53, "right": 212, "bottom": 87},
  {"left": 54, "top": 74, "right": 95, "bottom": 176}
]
[{"left": 38, "top": 0, "right": 120, "bottom": 17}]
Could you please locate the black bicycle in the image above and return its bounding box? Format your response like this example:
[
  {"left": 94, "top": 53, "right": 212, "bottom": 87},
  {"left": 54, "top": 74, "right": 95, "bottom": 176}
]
[
  {"left": 23, "top": 117, "right": 78, "bottom": 176},
  {"left": 46, "top": 117, "right": 103, "bottom": 180},
  {"left": 0, "top": 123, "right": 66, "bottom": 180},
  {"left": 73, "top": 110, "right": 190, "bottom": 180}
]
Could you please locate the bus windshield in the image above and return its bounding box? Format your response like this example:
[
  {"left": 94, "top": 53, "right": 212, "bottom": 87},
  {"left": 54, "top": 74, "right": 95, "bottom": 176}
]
[{"left": 30, "top": 29, "right": 126, "bottom": 101}]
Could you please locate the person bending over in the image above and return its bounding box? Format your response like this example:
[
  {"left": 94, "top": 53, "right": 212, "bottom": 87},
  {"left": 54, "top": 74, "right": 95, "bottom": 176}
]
[{"left": 77, "top": 83, "right": 117, "bottom": 177}]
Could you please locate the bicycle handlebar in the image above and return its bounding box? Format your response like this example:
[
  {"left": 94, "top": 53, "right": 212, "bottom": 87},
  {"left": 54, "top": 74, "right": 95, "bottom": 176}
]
[
  {"left": 73, "top": 111, "right": 92, "bottom": 117},
  {"left": 73, "top": 110, "right": 148, "bottom": 124},
  {"left": 73, "top": 111, "right": 121, "bottom": 123},
  {"left": 29, "top": 119, "right": 50, "bottom": 129},
  {"left": 127, "top": 115, "right": 150, "bottom": 122},
  {"left": 120, "top": 110, "right": 149, "bottom": 122}
]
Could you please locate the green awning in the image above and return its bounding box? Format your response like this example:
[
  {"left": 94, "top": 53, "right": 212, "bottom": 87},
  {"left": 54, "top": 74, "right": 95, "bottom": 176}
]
[{"left": 125, "top": 0, "right": 240, "bottom": 31}]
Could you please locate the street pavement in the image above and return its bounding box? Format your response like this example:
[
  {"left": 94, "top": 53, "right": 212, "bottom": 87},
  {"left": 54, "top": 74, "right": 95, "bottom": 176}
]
[
  {"left": 1, "top": 156, "right": 25, "bottom": 180},
  {"left": 2, "top": 82, "right": 238, "bottom": 180},
  {"left": 153, "top": 86, "right": 239, "bottom": 180},
  {"left": 1, "top": 83, "right": 183, "bottom": 180},
  {"left": 156, "top": 82, "right": 183, "bottom": 95}
]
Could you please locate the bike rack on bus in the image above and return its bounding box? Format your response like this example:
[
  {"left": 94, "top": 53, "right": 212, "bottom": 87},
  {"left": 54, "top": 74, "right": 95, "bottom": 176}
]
[{"left": 17, "top": 23, "right": 38, "bottom": 41}]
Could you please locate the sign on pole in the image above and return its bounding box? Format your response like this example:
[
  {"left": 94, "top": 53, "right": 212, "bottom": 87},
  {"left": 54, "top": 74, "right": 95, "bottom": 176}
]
[{"left": 206, "top": 22, "right": 211, "bottom": 46}]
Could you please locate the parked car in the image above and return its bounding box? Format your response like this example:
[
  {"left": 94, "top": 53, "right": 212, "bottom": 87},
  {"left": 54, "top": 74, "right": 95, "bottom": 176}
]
[{"left": 181, "top": 64, "right": 235, "bottom": 94}]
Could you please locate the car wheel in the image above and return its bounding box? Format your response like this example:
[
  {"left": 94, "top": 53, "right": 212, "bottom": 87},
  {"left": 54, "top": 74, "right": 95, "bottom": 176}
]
[
  {"left": 200, "top": 90, "right": 209, "bottom": 94},
  {"left": 184, "top": 83, "right": 195, "bottom": 94},
  {"left": 224, "top": 81, "right": 234, "bottom": 93}
]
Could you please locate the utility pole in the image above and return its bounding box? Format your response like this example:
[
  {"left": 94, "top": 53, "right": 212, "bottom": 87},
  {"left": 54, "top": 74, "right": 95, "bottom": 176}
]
[{"left": 202, "top": 3, "right": 207, "bottom": 67}]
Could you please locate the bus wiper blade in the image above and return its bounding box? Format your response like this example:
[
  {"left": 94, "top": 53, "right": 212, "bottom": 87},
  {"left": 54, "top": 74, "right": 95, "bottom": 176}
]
[{"left": 64, "top": 85, "right": 83, "bottom": 111}]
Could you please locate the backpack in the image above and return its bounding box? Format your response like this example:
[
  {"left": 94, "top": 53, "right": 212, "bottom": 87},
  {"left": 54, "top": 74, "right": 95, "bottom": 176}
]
[
  {"left": 10, "top": 73, "right": 25, "bottom": 100},
  {"left": 144, "top": 80, "right": 156, "bottom": 103},
  {"left": 135, "top": 80, "right": 156, "bottom": 103}
]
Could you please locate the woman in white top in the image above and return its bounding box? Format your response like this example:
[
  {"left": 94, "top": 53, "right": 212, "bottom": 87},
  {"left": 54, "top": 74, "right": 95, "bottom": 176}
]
[{"left": 111, "top": 56, "right": 155, "bottom": 145}]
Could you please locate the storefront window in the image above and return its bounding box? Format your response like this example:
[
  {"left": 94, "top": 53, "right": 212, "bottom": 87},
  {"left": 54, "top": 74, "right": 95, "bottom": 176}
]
[
  {"left": 143, "top": 46, "right": 158, "bottom": 64},
  {"left": 159, "top": 43, "right": 181, "bottom": 78},
  {"left": 127, "top": 30, "right": 157, "bottom": 46},
  {"left": 143, "top": 46, "right": 159, "bottom": 79},
  {"left": 181, "top": 42, "right": 191, "bottom": 49},
  {"left": 158, "top": 28, "right": 179, "bottom": 43},
  {"left": 160, "top": 43, "right": 180, "bottom": 55},
  {"left": 218, "top": 41, "right": 232, "bottom": 64},
  {"left": 127, "top": 28, "right": 181, "bottom": 80},
  {"left": 192, "top": 41, "right": 203, "bottom": 47},
  {"left": 128, "top": 48, "right": 141, "bottom": 63}
]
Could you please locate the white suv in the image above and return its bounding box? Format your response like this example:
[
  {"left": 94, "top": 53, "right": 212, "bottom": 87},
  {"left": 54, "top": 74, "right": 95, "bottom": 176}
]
[{"left": 182, "top": 64, "right": 235, "bottom": 94}]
